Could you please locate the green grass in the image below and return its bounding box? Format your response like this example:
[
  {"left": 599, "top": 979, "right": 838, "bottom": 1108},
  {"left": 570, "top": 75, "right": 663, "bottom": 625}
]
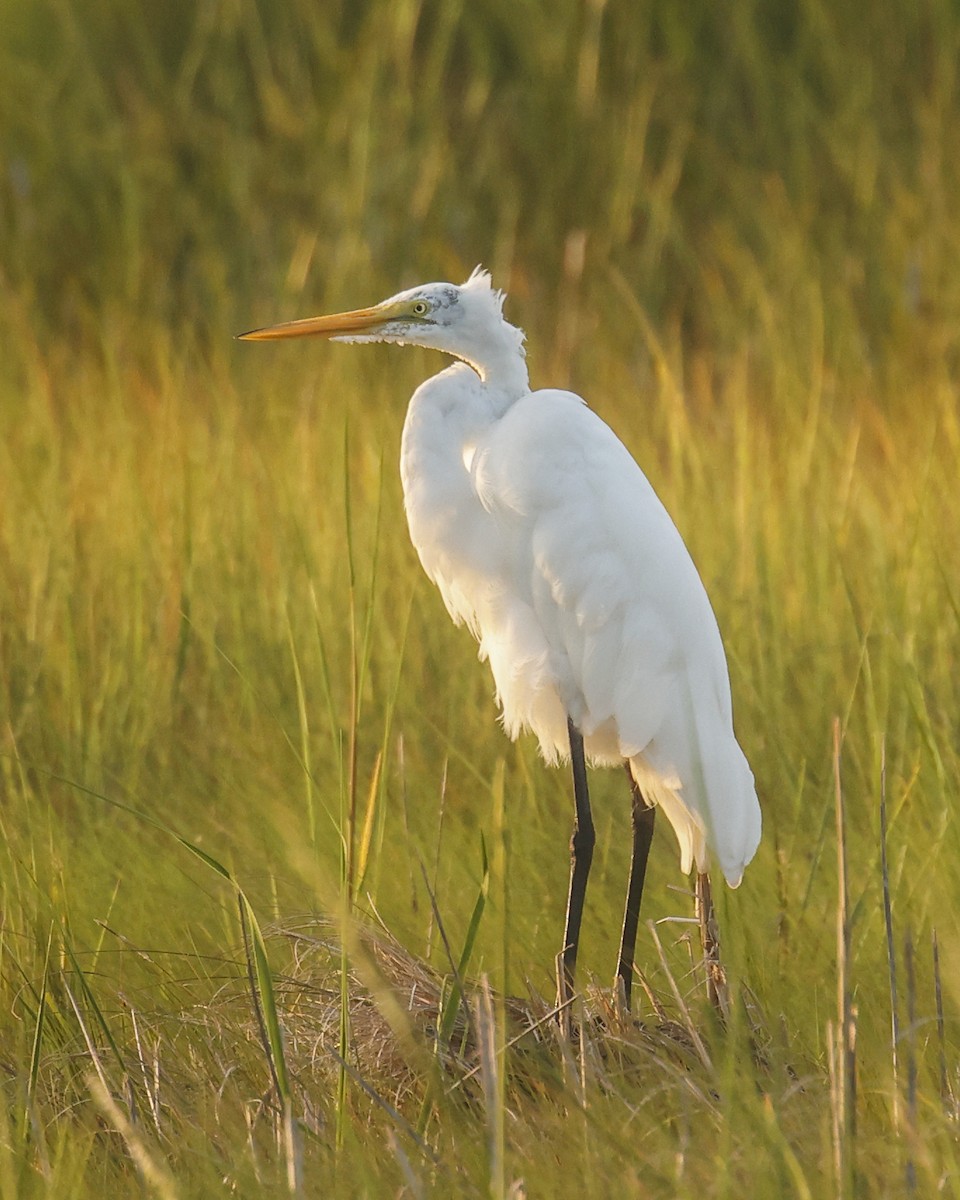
[{"left": 2, "top": 1, "right": 960, "bottom": 1195}]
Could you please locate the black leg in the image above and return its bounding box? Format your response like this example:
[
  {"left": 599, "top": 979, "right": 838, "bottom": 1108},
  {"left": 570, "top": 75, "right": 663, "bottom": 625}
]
[
  {"left": 616, "top": 765, "right": 656, "bottom": 1010},
  {"left": 558, "top": 719, "right": 595, "bottom": 1016}
]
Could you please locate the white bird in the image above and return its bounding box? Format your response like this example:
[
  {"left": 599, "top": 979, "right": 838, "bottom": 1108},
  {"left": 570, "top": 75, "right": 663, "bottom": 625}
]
[{"left": 239, "top": 268, "right": 761, "bottom": 1012}]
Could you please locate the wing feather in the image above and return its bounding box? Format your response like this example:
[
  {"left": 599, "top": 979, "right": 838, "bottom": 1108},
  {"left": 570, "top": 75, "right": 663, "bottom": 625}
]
[{"left": 471, "top": 388, "right": 759, "bottom": 881}]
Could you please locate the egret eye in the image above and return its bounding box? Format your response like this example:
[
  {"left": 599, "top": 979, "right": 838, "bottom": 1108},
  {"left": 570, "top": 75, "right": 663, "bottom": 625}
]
[{"left": 412, "top": 301, "right": 429, "bottom": 316}]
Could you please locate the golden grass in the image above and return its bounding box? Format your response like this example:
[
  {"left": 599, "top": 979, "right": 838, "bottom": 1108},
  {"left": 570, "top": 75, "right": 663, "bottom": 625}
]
[{"left": 2, "top": 1, "right": 960, "bottom": 1195}]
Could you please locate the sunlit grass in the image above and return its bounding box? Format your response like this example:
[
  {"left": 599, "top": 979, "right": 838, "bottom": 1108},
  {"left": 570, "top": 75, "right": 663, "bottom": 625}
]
[{"left": 2, "top": 1, "right": 960, "bottom": 1196}]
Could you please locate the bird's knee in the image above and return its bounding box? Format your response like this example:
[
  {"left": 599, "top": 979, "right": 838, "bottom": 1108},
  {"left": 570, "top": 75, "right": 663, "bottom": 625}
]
[{"left": 570, "top": 821, "right": 596, "bottom": 860}]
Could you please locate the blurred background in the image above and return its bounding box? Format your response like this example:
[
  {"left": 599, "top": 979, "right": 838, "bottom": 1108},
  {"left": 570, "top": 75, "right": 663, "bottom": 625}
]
[
  {"left": 1, "top": 2, "right": 959, "bottom": 1193},
  {"left": 4, "top": 0, "right": 958, "bottom": 385}
]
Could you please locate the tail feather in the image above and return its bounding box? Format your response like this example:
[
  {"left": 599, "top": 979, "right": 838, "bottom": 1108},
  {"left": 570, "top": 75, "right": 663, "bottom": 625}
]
[{"left": 628, "top": 719, "right": 760, "bottom": 887}]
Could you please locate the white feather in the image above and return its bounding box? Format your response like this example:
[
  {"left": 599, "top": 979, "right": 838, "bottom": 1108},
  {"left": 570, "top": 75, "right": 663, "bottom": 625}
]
[{"left": 399, "top": 276, "right": 761, "bottom": 886}]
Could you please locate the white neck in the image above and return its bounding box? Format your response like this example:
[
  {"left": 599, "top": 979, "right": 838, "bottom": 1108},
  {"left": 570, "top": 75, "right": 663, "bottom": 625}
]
[
  {"left": 461, "top": 339, "right": 529, "bottom": 398},
  {"left": 435, "top": 315, "right": 529, "bottom": 400}
]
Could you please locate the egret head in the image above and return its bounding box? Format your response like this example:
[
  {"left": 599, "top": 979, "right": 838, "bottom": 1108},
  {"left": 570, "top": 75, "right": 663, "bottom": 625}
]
[{"left": 239, "top": 267, "right": 526, "bottom": 384}]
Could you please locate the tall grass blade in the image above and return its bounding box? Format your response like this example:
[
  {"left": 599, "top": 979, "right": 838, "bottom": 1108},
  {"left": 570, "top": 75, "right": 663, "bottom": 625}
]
[
  {"left": 415, "top": 840, "right": 489, "bottom": 1134},
  {"left": 475, "top": 974, "right": 505, "bottom": 1200},
  {"left": 425, "top": 759, "right": 449, "bottom": 959},
  {"left": 342, "top": 418, "right": 360, "bottom": 905},
  {"left": 86, "top": 1072, "right": 179, "bottom": 1200},
  {"left": 932, "top": 928, "right": 949, "bottom": 1115},
  {"left": 237, "top": 895, "right": 301, "bottom": 1194},
  {"left": 25, "top": 925, "right": 54, "bottom": 1136},
  {"left": 827, "top": 1018, "right": 841, "bottom": 1200},
  {"left": 60, "top": 933, "right": 125, "bottom": 1077},
  {"left": 904, "top": 928, "right": 917, "bottom": 1194},
  {"left": 286, "top": 608, "right": 317, "bottom": 849},
  {"left": 418, "top": 860, "right": 472, "bottom": 1049},
  {"left": 832, "top": 717, "right": 856, "bottom": 1192},
  {"left": 878, "top": 737, "right": 901, "bottom": 1132},
  {"left": 129, "top": 1009, "right": 162, "bottom": 1139},
  {"left": 354, "top": 748, "right": 383, "bottom": 894},
  {"left": 237, "top": 893, "right": 290, "bottom": 1106}
]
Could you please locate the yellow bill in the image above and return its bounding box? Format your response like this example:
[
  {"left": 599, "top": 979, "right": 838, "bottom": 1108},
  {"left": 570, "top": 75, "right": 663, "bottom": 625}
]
[{"left": 237, "top": 300, "right": 408, "bottom": 341}]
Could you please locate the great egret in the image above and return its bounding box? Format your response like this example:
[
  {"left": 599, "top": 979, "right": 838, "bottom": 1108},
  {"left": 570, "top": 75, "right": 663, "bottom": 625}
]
[{"left": 239, "top": 268, "right": 761, "bottom": 1013}]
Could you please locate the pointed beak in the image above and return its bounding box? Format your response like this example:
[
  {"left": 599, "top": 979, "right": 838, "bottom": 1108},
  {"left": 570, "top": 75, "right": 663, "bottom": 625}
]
[{"left": 237, "top": 302, "right": 399, "bottom": 342}]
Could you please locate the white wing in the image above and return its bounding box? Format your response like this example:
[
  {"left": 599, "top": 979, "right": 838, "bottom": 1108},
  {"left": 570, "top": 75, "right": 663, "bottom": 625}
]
[{"left": 468, "top": 388, "right": 760, "bottom": 884}]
